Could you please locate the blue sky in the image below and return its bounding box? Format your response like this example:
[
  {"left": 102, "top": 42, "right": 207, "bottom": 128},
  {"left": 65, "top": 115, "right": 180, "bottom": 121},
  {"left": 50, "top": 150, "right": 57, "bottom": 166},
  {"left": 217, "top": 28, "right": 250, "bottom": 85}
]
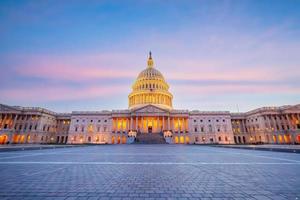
[{"left": 0, "top": 0, "right": 300, "bottom": 112}]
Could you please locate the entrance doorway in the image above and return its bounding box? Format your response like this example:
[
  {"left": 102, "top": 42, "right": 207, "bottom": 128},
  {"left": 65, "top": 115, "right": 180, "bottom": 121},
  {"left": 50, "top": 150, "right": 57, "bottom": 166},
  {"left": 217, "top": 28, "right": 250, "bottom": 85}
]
[{"left": 148, "top": 126, "right": 152, "bottom": 133}]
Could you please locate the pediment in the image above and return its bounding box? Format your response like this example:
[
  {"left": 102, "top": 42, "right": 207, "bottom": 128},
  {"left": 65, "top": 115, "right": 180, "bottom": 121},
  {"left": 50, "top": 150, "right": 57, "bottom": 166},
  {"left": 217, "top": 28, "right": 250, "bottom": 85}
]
[{"left": 132, "top": 104, "right": 169, "bottom": 114}]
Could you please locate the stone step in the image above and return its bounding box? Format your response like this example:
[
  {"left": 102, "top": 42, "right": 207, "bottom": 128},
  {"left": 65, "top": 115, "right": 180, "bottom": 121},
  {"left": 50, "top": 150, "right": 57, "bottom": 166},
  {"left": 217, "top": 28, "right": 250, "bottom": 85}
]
[{"left": 135, "top": 133, "right": 166, "bottom": 144}]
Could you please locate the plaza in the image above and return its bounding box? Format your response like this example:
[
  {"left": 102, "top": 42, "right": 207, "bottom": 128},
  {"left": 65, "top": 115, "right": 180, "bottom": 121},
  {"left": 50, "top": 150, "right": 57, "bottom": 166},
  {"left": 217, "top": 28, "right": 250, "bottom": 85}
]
[{"left": 0, "top": 145, "right": 300, "bottom": 200}]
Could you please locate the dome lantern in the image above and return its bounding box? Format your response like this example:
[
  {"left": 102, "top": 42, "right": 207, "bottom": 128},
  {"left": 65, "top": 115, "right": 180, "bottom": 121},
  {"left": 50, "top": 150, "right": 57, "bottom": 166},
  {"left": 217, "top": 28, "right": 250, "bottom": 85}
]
[{"left": 147, "top": 51, "right": 154, "bottom": 68}]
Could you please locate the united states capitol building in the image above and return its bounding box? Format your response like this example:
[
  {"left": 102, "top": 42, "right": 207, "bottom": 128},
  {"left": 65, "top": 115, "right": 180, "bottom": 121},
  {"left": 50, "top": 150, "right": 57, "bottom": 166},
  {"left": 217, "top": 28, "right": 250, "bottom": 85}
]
[{"left": 1, "top": 53, "right": 300, "bottom": 145}]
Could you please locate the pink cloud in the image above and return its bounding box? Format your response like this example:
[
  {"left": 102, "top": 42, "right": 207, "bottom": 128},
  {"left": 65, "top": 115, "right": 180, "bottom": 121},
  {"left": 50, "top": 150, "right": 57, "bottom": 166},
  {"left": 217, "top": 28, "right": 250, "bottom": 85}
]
[
  {"left": 13, "top": 53, "right": 141, "bottom": 81},
  {"left": 13, "top": 53, "right": 298, "bottom": 83},
  {"left": 0, "top": 85, "right": 129, "bottom": 102},
  {"left": 172, "top": 84, "right": 300, "bottom": 95}
]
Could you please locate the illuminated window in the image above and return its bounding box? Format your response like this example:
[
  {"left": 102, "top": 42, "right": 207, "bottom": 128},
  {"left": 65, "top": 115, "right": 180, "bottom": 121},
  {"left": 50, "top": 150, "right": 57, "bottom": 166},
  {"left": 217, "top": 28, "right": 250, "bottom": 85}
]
[
  {"left": 88, "top": 124, "right": 94, "bottom": 133},
  {"left": 273, "top": 135, "right": 277, "bottom": 143},
  {"left": 180, "top": 136, "right": 184, "bottom": 144},
  {"left": 175, "top": 136, "right": 179, "bottom": 144}
]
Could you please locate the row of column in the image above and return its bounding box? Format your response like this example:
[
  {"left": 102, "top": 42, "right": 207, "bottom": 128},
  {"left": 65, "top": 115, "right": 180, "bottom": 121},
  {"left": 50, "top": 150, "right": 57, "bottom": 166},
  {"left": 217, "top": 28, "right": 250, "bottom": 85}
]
[
  {"left": 129, "top": 94, "right": 172, "bottom": 107},
  {"left": 263, "top": 114, "right": 299, "bottom": 132},
  {"left": 112, "top": 116, "right": 188, "bottom": 132},
  {"left": 0, "top": 114, "right": 18, "bottom": 130}
]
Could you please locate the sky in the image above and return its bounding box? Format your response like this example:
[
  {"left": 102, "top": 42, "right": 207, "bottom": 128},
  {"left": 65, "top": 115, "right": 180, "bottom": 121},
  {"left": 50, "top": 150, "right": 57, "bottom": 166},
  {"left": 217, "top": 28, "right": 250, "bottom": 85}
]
[{"left": 0, "top": 0, "right": 300, "bottom": 113}]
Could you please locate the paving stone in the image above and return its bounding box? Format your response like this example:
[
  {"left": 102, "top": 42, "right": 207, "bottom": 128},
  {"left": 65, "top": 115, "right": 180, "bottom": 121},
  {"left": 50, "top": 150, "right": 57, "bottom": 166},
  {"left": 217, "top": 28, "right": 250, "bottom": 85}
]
[{"left": 0, "top": 145, "right": 299, "bottom": 199}]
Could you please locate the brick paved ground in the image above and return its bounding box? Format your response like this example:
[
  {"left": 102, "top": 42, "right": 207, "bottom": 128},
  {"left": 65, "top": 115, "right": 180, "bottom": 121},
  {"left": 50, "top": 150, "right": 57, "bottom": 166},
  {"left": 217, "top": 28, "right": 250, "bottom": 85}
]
[{"left": 0, "top": 145, "right": 299, "bottom": 200}]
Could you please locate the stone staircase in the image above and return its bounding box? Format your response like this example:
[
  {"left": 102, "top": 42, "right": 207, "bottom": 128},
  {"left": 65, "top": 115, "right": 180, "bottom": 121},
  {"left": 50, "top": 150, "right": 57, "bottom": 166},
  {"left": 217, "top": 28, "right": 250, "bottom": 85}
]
[{"left": 135, "top": 132, "right": 166, "bottom": 144}]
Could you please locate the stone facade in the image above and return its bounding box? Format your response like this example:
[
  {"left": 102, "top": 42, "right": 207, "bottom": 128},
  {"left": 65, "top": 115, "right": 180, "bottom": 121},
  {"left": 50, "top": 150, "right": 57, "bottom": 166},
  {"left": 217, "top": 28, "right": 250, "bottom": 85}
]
[
  {"left": 231, "top": 105, "right": 300, "bottom": 144},
  {"left": 0, "top": 104, "right": 70, "bottom": 144},
  {"left": 0, "top": 53, "right": 299, "bottom": 145},
  {"left": 1, "top": 103, "right": 299, "bottom": 145}
]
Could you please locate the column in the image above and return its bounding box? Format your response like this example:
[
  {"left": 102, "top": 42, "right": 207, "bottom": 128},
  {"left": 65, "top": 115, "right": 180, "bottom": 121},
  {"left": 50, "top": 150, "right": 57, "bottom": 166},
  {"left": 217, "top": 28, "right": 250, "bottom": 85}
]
[
  {"left": 117, "top": 118, "right": 120, "bottom": 132},
  {"left": 12, "top": 114, "right": 18, "bottom": 130},
  {"left": 152, "top": 117, "right": 154, "bottom": 131},
  {"left": 2, "top": 114, "right": 7, "bottom": 129},
  {"left": 114, "top": 118, "right": 116, "bottom": 132},
  {"left": 0, "top": 114, "right": 3, "bottom": 129},
  {"left": 168, "top": 116, "right": 170, "bottom": 130},
  {"left": 142, "top": 116, "right": 144, "bottom": 131},
  {"left": 135, "top": 116, "right": 138, "bottom": 130},
  {"left": 157, "top": 116, "right": 160, "bottom": 132},
  {"left": 146, "top": 117, "right": 148, "bottom": 133},
  {"left": 178, "top": 118, "right": 180, "bottom": 132},
  {"left": 185, "top": 118, "right": 188, "bottom": 132},
  {"left": 286, "top": 114, "right": 292, "bottom": 130},
  {"left": 113, "top": 118, "right": 116, "bottom": 131},
  {"left": 162, "top": 116, "right": 165, "bottom": 131},
  {"left": 130, "top": 117, "right": 133, "bottom": 131}
]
